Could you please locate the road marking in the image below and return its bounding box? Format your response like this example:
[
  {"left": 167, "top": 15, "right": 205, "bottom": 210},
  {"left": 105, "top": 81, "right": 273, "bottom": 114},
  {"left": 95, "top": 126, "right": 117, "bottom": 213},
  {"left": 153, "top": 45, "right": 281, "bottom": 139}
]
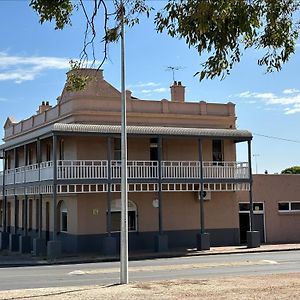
[
  {"left": 261, "top": 260, "right": 278, "bottom": 264},
  {"left": 67, "top": 260, "right": 279, "bottom": 276}
]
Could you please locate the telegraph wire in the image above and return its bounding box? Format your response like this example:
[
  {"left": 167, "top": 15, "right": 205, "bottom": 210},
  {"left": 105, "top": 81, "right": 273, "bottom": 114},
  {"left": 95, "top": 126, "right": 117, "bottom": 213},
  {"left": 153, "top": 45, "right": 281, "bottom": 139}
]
[{"left": 253, "top": 133, "right": 300, "bottom": 144}]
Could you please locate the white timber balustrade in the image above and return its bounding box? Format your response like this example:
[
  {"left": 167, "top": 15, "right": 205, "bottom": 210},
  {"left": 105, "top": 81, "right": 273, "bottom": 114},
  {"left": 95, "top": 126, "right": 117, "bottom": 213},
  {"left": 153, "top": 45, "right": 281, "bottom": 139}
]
[
  {"left": 4, "top": 169, "right": 14, "bottom": 185},
  {"left": 202, "top": 161, "right": 249, "bottom": 179},
  {"left": 15, "top": 166, "right": 25, "bottom": 184},
  {"left": 40, "top": 161, "right": 54, "bottom": 180},
  {"left": 57, "top": 160, "right": 108, "bottom": 180},
  {"left": 162, "top": 161, "right": 201, "bottom": 179},
  {"left": 0, "top": 160, "right": 249, "bottom": 183},
  {"left": 25, "top": 163, "right": 39, "bottom": 182},
  {"left": 111, "top": 160, "right": 158, "bottom": 179}
]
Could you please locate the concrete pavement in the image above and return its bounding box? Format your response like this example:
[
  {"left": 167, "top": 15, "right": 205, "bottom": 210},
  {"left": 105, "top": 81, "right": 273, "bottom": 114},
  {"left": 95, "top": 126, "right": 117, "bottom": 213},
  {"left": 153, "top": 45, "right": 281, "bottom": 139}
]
[{"left": 1, "top": 243, "right": 300, "bottom": 268}]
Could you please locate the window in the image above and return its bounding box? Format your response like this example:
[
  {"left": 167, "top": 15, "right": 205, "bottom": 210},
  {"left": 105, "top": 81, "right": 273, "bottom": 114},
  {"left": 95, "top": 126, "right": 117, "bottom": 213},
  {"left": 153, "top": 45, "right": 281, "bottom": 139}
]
[
  {"left": 113, "top": 138, "right": 121, "bottom": 160},
  {"left": 110, "top": 199, "right": 137, "bottom": 232},
  {"left": 28, "top": 199, "right": 33, "bottom": 230},
  {"left": 150, "top": 138, "right": 159, "bottom": 161},
  {"left": 212, "top": 140, "right": 224, "bottom": 162},
  {"left": 59, "top": 139, "right": 64, "bottom": 160},
  {"left": 28, "top": 148, "right": 34, "bottom": 165},
  {"left": 46, "top": 143, "right": 52, "bottom": 161},
  {"left": 239, "top": 202, "right": 264, "bottom": 212},
  {"left": 59, "top": 201, "right": 68, "bottom": 232},
  {"left": 278, "top": 202, "right": 300, "bottom": 212}
]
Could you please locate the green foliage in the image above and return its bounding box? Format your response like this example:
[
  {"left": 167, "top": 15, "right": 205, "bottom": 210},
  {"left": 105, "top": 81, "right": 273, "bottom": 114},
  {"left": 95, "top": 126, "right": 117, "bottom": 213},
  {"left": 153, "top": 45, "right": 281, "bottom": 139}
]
[
  {"left": 155, "top": 0, "right": 300, "bottom": 80},
  {"left": 65, "top": 60, "right": 90, "bottom": 92},
  {"left": 30, "top": 0, "right": 73, "bottom": 30},
  {"left": 281, "top": 166, "right": 300, "bottom": 174},
  {"left": 29, "top": 0, "right": 300, "bottom": 82}
]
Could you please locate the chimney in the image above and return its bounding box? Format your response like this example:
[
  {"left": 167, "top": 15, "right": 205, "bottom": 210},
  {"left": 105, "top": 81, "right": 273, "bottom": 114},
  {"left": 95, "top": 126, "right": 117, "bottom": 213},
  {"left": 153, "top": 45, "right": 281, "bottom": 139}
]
[
  {"left": 170, "top": 81, "right": 185, "bottom": 102},
  {"left": 37, "top": 101, "right": 52, "bottom": 114}
]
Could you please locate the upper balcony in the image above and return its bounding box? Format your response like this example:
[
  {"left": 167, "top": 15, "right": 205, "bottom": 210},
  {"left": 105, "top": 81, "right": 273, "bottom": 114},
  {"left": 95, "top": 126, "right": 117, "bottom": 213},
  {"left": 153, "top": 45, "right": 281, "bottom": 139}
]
[{"left": 0, "top": 160, "right": 249, "bottom": 186}]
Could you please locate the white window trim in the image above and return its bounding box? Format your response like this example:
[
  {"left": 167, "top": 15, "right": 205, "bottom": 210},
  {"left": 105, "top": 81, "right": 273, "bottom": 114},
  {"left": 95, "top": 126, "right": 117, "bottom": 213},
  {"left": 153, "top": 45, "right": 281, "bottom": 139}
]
[
  {"left": 278, "top": 201, "right": 300, "bottom": 213},
  {"left": 109, "top": 199, "right": 138, "bottom": 233}
]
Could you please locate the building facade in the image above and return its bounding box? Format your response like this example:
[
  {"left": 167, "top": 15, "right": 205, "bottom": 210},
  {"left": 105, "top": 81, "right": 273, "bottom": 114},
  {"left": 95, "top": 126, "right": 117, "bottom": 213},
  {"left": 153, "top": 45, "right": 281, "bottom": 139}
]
[
  {"left": 237, "top": 174, "right": 300, "bottom": 244},
  {"left": 0, "top": 69, "right": 255, "bottom": 256}
]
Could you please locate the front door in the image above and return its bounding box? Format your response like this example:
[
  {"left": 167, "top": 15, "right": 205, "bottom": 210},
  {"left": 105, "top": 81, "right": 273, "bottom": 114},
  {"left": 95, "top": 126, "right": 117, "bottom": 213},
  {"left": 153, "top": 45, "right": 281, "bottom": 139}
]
[{"left": 239, "top": 202, "right": 265, "bottom": 244}]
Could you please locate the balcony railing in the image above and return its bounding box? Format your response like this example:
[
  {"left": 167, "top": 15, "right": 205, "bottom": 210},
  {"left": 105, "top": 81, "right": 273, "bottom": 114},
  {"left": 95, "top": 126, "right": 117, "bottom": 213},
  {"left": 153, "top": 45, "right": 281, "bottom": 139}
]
[{"left": 0, "top": 160, "right": 249, "bottom": 186}]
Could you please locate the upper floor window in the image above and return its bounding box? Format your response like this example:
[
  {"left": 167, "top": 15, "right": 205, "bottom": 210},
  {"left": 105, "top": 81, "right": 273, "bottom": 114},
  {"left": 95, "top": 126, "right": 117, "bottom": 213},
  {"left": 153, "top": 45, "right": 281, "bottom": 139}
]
[
  {"left": 59, "top": 139, "right": 64, "bottom": 160},
  {"left": 113, "top": 138, "right": 121, "bottom": 160},
  {"left": 46, "top": 143, "right": 52, "bottom": 161},
  {"left": 28, "top": 148, "right": 34, "bottom": 165},
  {"left": 150, "top": 138, "right": 159, "bottom": 161},
  {"left": 212, "top": 140, "right": 224, "bottom": 162}
]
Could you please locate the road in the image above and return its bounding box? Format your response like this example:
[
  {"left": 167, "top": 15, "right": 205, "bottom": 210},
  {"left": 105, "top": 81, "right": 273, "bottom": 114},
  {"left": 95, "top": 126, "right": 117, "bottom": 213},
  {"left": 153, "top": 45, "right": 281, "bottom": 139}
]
[{"left": 0, "top": 250, "right": 299, "bottom": 291}]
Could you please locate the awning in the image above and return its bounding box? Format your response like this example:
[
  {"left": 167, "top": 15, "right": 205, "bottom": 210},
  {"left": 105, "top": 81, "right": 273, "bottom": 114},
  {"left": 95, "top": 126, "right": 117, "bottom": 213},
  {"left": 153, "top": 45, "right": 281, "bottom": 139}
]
[{"left": 1, "top": 123, "right": 252, "bottom": 150}]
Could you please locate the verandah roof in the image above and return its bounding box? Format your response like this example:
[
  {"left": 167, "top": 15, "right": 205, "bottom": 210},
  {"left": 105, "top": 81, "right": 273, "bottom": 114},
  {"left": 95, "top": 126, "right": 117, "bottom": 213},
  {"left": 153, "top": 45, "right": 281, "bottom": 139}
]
[{"left": 1, "top": 123, "right": 252, "bottom": 151}]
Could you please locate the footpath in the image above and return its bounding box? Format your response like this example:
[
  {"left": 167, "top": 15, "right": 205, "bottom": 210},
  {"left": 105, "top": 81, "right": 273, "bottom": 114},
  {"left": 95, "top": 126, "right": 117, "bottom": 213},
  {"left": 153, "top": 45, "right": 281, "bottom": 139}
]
[{"left": 1, "top": 243, "right": 300, "bottom": 268}]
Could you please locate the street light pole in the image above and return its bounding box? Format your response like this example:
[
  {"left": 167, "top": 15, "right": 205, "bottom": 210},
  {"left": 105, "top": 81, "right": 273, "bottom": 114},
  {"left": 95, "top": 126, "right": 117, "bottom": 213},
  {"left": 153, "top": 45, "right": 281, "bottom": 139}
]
[{"left": 120, "top": 1, "right": 128, "bottom": 284}]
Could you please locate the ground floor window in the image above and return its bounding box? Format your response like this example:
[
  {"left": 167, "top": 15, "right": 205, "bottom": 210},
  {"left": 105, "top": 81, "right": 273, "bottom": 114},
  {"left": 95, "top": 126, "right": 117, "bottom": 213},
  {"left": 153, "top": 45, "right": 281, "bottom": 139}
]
[
  {"left": 278, "top": 201, "right": 300, "bottom": 212},
  {"left": 58, "top": 201, "right": 68, "bottom": 232},
  {"left": 110, "top": 199, "right": 137, "bottom": 232}
]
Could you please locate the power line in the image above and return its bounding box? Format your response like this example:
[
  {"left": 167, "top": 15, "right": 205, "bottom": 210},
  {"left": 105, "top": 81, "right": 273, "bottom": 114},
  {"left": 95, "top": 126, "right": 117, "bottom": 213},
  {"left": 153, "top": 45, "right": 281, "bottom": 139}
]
[{"left": 253, "top": 133, "right": 300, "bottom": 144}]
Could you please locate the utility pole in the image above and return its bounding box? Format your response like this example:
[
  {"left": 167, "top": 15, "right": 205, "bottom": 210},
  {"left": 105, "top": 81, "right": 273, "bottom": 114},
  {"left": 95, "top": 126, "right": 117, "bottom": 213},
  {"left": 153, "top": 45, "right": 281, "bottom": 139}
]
[{"left": 120, "top": 0, "right": 128, "bottom": 285}]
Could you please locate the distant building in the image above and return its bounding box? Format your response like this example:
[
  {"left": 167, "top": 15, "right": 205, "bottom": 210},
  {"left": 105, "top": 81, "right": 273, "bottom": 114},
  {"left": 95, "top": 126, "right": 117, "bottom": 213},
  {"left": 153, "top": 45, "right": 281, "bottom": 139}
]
[{"left": 0, "top": 69, "right": 254, "bottom": 256}]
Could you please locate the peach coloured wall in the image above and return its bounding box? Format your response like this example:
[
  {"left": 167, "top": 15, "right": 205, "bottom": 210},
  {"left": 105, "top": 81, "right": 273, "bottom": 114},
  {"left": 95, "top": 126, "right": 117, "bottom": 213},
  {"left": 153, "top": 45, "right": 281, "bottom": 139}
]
[
  {"left": 205, "top": 192, "right": 239, "bottom": 229},
  {"left": 237, "top": 174, "right": 300, "bottom": 243},
  {"left": 75, "top": 137, "right": 107, "bottom": 160},
  {"left": 76, "top": 193, "right": 107, "bottom": 235}
]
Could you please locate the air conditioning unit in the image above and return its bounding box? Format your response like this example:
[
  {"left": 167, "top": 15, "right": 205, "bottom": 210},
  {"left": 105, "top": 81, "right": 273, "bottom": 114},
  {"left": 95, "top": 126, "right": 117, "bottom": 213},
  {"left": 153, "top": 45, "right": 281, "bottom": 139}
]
[{"left": 197, "top": 191, "right": 211, "bottom": 201}]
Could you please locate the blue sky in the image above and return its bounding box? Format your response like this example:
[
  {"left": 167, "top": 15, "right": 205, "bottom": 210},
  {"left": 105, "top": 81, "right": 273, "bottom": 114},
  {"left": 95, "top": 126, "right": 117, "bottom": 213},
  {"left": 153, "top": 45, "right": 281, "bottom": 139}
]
[{"left": 1, "top": 1, "right": 300, "bottom": 174}]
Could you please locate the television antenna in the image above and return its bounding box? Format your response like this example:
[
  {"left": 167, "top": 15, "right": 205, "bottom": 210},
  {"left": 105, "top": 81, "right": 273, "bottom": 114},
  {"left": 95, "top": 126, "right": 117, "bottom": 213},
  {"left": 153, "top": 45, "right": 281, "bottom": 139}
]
[{"left": 166, "top": 66, "right": 185, "bottom": 82}]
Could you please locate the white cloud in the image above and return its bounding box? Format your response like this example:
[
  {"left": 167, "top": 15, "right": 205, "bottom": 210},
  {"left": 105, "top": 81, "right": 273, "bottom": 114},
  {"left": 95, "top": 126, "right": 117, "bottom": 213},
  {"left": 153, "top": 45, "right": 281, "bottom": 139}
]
[
  {"left": 0, "top": 52, "right": 71, "bottom": 83},
  {"left": 128, "top": 82, "right": 161, "bottom": 89},
  {"left": 237, "top": 89, "right": 300, "bottom": 114},
  {"left": 282, "top": 88, "right": 300, "bottom": 95},
  {"left": 141, "top": 87, "right": 168, "bottom": 94},
  {"left": 0, "top": 97, "right": 7, "bottom": 102}
]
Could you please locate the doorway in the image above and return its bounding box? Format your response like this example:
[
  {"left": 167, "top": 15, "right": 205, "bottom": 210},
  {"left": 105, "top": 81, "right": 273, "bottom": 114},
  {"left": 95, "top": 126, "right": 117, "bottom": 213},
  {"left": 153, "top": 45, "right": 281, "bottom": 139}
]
[{"left": 239, "top": 202, "right": 265, "bottom": 244}]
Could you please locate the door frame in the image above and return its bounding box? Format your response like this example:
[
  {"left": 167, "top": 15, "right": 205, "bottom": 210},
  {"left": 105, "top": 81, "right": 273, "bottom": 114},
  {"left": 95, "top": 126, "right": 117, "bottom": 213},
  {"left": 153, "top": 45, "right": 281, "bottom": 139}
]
[{"left": 239, "top": 202, "right": 266, "bottom": 243}]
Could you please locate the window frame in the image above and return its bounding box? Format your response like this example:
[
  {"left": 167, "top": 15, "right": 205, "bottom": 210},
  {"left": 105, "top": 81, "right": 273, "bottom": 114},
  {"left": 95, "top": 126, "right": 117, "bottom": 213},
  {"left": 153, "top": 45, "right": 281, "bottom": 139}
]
[
  {"left": 109, "top": 199, "right": 137, "bottom": 233},
  {"left": 278, "top": 201, "right": 300, "bottom": 213}
]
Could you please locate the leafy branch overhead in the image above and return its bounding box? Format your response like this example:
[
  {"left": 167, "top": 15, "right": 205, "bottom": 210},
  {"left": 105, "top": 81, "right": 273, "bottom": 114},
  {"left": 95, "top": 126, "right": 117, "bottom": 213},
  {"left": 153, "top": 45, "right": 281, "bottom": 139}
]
[{"left": 30, "top": 0, "right": 300, "bottom": 82}]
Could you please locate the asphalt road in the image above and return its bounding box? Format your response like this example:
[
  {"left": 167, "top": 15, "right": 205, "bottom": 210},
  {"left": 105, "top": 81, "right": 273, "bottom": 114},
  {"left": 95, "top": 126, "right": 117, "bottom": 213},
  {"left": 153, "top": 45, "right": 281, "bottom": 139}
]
[{"left": 0, "top": 250, "right": 300, "bottom": 291}]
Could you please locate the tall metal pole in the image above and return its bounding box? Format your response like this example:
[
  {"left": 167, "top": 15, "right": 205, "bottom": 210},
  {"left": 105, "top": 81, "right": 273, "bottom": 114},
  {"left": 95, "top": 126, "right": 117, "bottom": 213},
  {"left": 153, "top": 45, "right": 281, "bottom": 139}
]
[
  {"left": 120, "top": 1, "right": 128, "bottom": 284},
  {"left": 248, "top": 140, "right": 254, "bottom": 232}
]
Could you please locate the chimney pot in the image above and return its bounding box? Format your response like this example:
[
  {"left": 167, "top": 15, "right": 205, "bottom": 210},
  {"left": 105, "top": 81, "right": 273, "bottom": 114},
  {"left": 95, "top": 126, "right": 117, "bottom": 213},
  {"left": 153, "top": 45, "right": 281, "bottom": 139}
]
[
  {"left": 42, "top": 101, "right": 45, "bottom": 105},
  {"left": 178, "top": 81, "right": 182, "bottom": 85},
  {"left": 46, "top": 101, "right": 49, "bottom": 106}
]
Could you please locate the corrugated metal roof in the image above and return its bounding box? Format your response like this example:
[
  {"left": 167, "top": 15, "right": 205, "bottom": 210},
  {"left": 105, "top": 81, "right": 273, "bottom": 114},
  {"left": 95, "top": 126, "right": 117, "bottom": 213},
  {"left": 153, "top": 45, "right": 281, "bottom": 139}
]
[
  {"left": 53, "top": 123, "right": 252, "bottom": 140},
  {"left": 0, "top": 123, "right": 252, "bottom": 150}
]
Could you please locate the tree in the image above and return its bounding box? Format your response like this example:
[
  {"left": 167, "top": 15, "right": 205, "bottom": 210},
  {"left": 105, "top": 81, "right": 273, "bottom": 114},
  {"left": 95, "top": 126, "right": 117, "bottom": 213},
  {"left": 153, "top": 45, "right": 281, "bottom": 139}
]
[
  {"left": 29, "top": 0, "right": 300, "bottom": 81},
  {"left": 281, "top": 166, "right": 300, "bottom": 174}
]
